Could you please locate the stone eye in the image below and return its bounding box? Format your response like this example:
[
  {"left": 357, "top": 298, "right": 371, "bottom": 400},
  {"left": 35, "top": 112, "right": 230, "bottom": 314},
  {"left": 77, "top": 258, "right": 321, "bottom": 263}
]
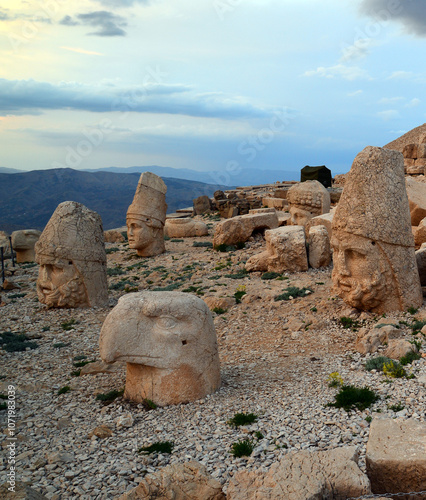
[{"left": 156, "top": 316, "right": 178, "bottom": 330}]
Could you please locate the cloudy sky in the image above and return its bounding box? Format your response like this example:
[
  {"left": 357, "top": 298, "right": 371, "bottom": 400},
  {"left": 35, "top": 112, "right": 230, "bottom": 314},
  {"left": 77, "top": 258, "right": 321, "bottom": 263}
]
[{"left": 0, "top": 0, "right": 425, "bottom": 180}]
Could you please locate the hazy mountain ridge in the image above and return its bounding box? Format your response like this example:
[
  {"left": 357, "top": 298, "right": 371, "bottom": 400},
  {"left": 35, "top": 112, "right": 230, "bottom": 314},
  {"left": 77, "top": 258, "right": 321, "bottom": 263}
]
[{"left": 0, "top": 168, "right": 229, "bottom": 233}]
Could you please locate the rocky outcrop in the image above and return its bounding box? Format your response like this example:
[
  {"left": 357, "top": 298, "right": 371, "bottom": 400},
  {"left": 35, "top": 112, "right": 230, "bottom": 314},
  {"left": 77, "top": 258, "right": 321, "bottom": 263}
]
[
  {"left": 366, "top": 418, "right": 426, "bottom": 496},
  {"left": 118, "top": 461, "right": 225, "bottom": 500},
  {"left": 213, "top": 212, "right": 279, "bottom": 247},
  {"left": 245, "top": 226, "right": 308, "bottom": 273},
  {"left": 227, "top": 446, "right": 371, "bottom": 500}
]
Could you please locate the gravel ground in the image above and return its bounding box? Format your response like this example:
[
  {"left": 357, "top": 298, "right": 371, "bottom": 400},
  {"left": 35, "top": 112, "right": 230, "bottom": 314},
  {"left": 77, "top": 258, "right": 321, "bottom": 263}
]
[{"left": 1, "top": 221, "right": 425, "bottom": 499}]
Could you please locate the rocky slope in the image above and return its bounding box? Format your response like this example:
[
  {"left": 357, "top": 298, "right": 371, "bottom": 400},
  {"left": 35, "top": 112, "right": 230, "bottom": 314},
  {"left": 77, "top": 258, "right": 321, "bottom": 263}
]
[{"left": 0, "top": 220, "right": 425, "bottom": 499}]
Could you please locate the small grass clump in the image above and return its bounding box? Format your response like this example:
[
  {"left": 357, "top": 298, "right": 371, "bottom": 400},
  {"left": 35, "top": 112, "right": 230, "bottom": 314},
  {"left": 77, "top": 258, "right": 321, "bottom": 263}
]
[
  {"left": 21, "top": 262, "right": 37, "bottom": 269},
  {"left": 109, "top": 279, "right": 134, "bottom": 291},
  {"left": 73, "top": 359, "right": 96, "bottom": 368},
  {"left": 193, "top": 241, "right": 213, "bottom": 248},
  {"left": 8, "top": 293, "right": 26, "bottom": 299},
  {"left": 152, "top": 283, "right": 181, "bottom": 292},
  {"left": 105, "top": 247, "right": 119, "bottom": 254},
  {"left": 0, "top": 331, "right": 38, "bottom": 352},
  {"left": 142, "top": 399, "right": 158, "bottom": 410},
  {"left": 57, "top": 386, "right": 71, "bottom": 395},
  {"left": 230, "top": 439, "right": 254, "bottom": 458},
  {"left": 138, "top": 441, "right": 174, "bottom": 455},
  {"left": 227, "top": 412, "right": 258, "bottom": 427},
  {"left": 61, "top": 319, "right": 77, "bottom": 331},
  {"left": 234, "top": 285, "right": 247, "bottom": 304},
  {"left": 107, "top": 267, "right": 125, "bottom": 276},
  {"left": 327, "top": 385, "right": 379, "bottom": 412},
  {"left": 365, "top": 356, "right": 393, "bottom": 371},
  {"left": 261, "top": 271, "right": 281, "bottom": 280},
  {"left": 214, "top": 243, "right": 244, "bottom": 252},
  {"left": 170, "top": 239, "right": 184, "bottom": 243},
  {"left": 411, "top": 319, "right": 426, "bottom": 334},
  {"left": 225, "top": 269, "right": 249, "bottom": 280},
  {"left": 212, "top": 307, "right": 227, "bottom": 315},
  {"left": 96, "top": 389, "right": 124, "bottom": 403},
  {"left": 388, "top": 403, "right": 404, "bottom": 412},
  {"left": 53, "top": 342, "right": 70, "bottom": 349},
  {"left": 339, "top": 317, "right": 361, "bottom": 330},
  {"left": 399, "top": 350, "right": 421, "bottom": 366},
  {"left": 274, "top": 286, "right": 312, "bottom": 302}
]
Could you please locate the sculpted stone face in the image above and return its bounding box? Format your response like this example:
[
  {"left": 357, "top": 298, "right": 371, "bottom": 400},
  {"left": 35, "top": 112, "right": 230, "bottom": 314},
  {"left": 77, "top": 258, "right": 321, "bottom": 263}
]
[
  {"left": 35, "top": 201, "right": 108, "bottom": 308},
  {"left": 127, "top": 217, "right": 153, "bottom": 250},
  {"left": 289, "top": 206, "right": 312, "bottom": 227},
  {"left": 126, "top": 172, "right": 167, "bottom": 257},
  {"left": 100, "top": 291, "right": 221, "bottom": 405},
  {"left": 37, "top": 256, "right": 88, "bottom": 308},
  {"left": 331, "top": 146, "right": 423, "bottom": 313},
  {"left": 331, "top": 231, "right": 389, "bottom": 311}
]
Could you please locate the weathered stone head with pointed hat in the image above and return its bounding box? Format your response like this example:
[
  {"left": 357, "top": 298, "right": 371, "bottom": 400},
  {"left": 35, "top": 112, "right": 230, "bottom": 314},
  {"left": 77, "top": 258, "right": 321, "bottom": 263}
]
[
  {"left": 126, "top": 172, "right": 167, "bottom": 257},
  {"left": 287, "top": 180, "right": 330, "bottom": 227},
  {"left": 331, "top": 146, "right": 422, "bottom": 314},
  {"left": 35, "top": 201, "right": 108, "bottom": 308}
]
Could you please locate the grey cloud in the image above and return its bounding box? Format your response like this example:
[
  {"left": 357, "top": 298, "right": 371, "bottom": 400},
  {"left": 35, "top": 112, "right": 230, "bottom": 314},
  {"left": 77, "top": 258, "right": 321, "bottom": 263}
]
[
  {"left": 59, "top": 15, "right": 79, "bottom": 26},
  {"left": 359, "top": 0, "right": 426, "bottom": 36},
  {"left": 0, "top": 8, "right": 51, "bottom": 23},
  {"left": 0, "top": 8, "right": 10, "bottom": 20},
  {"left": 0, "top": 79, "right": 275, "bottom": 120},
  {"left": 59, "top": 10, "right": 127, "bottom": 37},
  {"left": 94, "top": 0, "right": 149, "bottom": 7}
]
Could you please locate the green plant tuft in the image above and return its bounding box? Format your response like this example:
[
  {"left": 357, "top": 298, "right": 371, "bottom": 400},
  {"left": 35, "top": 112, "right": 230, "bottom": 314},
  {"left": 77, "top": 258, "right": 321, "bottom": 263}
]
[
  {"left": 61, "top": 319, "right": 77, "bottom": 331},
  {"left": 142, "top": 399, "right": 158, "bottom": 410},
  {"left": 365, "top": 356, "right": 393, "bottom": 371},
  {"left": 107, "top": 267, "right": 125, "bottom": 276},
  {"left": 138, "top": 441, "right": 174, "bottom": 455},
  {"left": 212, "top": 307, "right": 227, "bottom": 315},
  {"left": 274, "top": 286, "right": 312, "bottom": 301},
  {"left": 0, "top": 331, "right": 38, "bottom": 352},
  {"left": 388, "top": 403, "right": 404, "bottom": 412},
  {"left": 227, "top": 412, "right": 258, "bottom": 427},
  {"left": 230, "top": 439, "right": 254, "bottom": 457},
  {"left": 339, "top": 317, "right": 361, "bottom": 330},
  {"left": 193, "top": 241, "right": 213, "bottom": 248},
  {"left": 57, "top": 386, "right": 71, "bottom": 395},
  {"left": 96, "top": 389, "right": 124, "bottom": 403},
  {"left": 261, "top": 271, "right": 281, "bottom": 280},
  {"left": 327, "top": 385, "right": 379, "bottom": 412},
  {"left": 399, "top": 350, "right": 421, "bottom": 366}
]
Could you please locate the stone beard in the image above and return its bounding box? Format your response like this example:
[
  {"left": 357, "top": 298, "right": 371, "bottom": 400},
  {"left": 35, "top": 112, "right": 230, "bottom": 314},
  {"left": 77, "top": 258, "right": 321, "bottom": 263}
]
[
  {"left": 331, "top": 231, "right": 395, "bottom": 312},
  {"left": 36, "top": 258, "right": 89, "bottom": 308}
]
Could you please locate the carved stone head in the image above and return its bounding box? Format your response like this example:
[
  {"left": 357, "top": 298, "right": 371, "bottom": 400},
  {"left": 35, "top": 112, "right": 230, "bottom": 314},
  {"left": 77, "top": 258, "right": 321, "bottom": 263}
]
[
  {"left": 99, "top": 291, "right": 221, "bottom": 406},
  {"left": 287, "top": 180, "right": 330, "bottom": 227},
  {"left": 126, "top": 172, "right": 167, "bottom": 257},
  {"left": 11, "top": 229, "right": 41, "bottom": 263},
  {"left": 35, "top": 201, "right": 108, "bottom": 308},
  {"left": 331, "top": 146, "right": 422, "bottom": 313}
]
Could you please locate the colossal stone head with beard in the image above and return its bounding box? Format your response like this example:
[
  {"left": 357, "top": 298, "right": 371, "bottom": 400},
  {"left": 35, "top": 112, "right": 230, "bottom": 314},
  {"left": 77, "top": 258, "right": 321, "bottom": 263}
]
[
  {"left": 331, "top": 146, "right": 422, "bottom": 314},
  {"left": 35, "top": 202, "right": 108, "bottom": 308}
]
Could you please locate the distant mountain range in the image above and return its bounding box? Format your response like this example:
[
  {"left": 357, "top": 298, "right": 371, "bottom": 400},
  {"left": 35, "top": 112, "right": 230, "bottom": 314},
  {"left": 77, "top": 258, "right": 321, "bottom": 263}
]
[
  {"left": 0, "top": 168, "right": 229, "bottom": 233},
  {"left": 0, "top": 165, "right": 300, "bottom": 186}
]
